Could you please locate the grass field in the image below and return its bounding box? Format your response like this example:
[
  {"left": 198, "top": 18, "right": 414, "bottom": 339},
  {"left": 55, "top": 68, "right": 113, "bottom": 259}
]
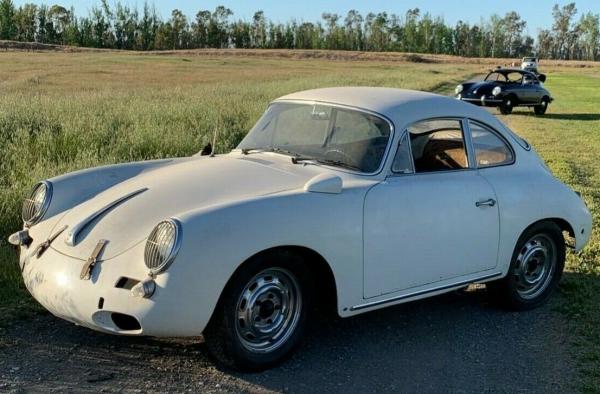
[{"left": 0, "top": 52, "right": 599, "bottom": 390}]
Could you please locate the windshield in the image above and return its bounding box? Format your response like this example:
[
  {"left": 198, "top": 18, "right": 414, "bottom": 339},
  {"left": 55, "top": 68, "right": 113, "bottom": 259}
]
[
  {"left": 237, "top": 102, "right": 392, "bottom": 173},
  {"left": 485, "top": 71, "right": 523, "bottom": 83}
]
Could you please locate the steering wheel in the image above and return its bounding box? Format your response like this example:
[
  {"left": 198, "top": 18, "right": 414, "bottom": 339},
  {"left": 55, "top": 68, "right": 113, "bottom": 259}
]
[{"left": 323, "top": 148, "right": 361, "bottom": 168}]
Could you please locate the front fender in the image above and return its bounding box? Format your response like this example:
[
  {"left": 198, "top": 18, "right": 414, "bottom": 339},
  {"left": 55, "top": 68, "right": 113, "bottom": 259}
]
[{"left": 167, "top": 186, "right": 369, "bottom": 327}]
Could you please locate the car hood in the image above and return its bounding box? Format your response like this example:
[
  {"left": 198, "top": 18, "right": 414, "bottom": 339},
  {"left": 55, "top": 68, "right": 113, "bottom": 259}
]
[
  {"left": 50, "top": 154, "right": 314, "bottom": 260},
  {"left": 463, "top": 81, "right": 498, "bottom": 96}
]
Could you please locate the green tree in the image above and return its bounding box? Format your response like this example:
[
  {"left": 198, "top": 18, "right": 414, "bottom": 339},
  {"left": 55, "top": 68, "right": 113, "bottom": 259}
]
[
  {"left": 578, "top": 12, "right": 599, "bottom": 60},
  {"left": 251, "top": 10, "right": 266, "bottom": 48},
  {"left": 14, "top": 3, "right": 37, "bottom": 42},
  {"left": 169, "top": 9, "right": 188, "bottom": 49},
  {"left": 503, "top": 11, "right": 526, "bottom": 57},
  {"left": 207, "top": 6, "right": 232, "bottom": 48},
  {"left": 0, "top": 0, "right": 16, "bottom": 39},
  {"left": 552, "top": 2, "right": 578, "bottom": 59},
  {"left": 344, "top": 10, "right": 363, "bottom": 51},
  {"left": 138, "top": 2, "right": 157, "bottom": 50}
]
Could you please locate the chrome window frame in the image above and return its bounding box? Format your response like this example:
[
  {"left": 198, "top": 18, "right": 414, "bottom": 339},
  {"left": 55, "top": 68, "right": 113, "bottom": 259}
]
[{"left": 243, "top": 99, "right": 396, "bottom": 177}]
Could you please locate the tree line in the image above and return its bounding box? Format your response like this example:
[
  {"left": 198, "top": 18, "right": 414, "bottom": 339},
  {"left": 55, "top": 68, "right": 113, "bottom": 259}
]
[{"left": 0, "top": 0, "right": 598, "bottom": 60}]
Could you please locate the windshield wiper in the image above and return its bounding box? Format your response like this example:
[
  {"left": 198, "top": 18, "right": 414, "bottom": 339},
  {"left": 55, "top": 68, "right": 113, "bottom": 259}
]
[
  {"left": 268, "top": 147, "right": 302, "bottom": 157},
  {"left": 241, "top": 147, "right": 267, "bottom": 155},
  {"left": 292, "top": 156, "right": 362, "bottom": 172},
  {"left": 241, "top": 147, "right": 300, "bottom": 157}
]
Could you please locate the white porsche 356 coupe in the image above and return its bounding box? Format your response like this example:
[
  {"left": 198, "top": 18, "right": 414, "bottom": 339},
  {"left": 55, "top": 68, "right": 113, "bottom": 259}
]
[{"left": 10, "top": 88, "right": 591, "bottom": 370}]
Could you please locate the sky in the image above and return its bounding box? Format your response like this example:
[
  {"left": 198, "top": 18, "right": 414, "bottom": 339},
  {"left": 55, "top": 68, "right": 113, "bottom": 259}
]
[{"left": 13, "top": 0, "right": 600, "bottom": 35}]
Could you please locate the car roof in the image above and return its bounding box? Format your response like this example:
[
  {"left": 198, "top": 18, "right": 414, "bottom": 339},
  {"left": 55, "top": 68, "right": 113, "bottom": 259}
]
[
  {"left": 274, "top": 87, "right": 506, "bottom": 132},
  {"left": 490, "top": 68, "right": 535, "bottom": 75}
]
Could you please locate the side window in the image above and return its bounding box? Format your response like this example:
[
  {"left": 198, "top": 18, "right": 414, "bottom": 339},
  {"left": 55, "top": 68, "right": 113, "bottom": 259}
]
[
  {"left": 408, "top": 119, "right": 469, "bottom": 173},
  {"left": 469, "top": 121, "right": 514, "bottom": 168},
  {"left": 391, "top": 133, "right": 413, "bottom": 174}
]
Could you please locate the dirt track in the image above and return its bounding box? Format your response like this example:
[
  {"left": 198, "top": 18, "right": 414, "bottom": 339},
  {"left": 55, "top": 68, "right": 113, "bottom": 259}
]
[{"left": 0, "top": 286, "right": 573, "bottom": 393}]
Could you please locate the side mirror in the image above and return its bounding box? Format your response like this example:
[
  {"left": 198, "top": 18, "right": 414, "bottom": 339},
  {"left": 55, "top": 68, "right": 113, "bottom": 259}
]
[
  {"left": 200, "top": 143, "right": 212, "bottom": 156},
  {"left": 538, "top": 74, "right": 546, "bottom": 83}
]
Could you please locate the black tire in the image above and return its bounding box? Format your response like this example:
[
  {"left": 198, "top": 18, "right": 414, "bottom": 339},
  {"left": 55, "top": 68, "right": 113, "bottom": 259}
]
[
  {"left": 534, "top": 97, "right": 549, "bottom": 115},
  {"left": 499, "top": 96, "right": 515, "bottom": 115},
  {"left": 203, "top": 250, "right": 313, "bottom": 371},
  {"left": 488, "top": 221, "right": 565, "bottom": 311}
]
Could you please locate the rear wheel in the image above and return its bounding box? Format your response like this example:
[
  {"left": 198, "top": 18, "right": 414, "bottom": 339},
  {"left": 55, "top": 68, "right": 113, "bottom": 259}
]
[
  {"left": 499, "top": 96, "right": 515, "bottom": 115},
  {"left": 203, "top": 251, "right": 312, "bottom": 371},
  {"left": 534, "top": 97, "right": 549, "bottom": 115},
  {"left": 488, "top": 222, "right": 565, "bottom": 310}
]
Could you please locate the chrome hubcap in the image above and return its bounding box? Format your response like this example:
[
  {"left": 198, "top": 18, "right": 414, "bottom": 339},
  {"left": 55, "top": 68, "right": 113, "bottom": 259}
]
[
  {"left": 235, "top": 268, "right": 302, "bottom": 353},
  {"left": 513, "top": 234, "right": 556, "bottom": 299}
]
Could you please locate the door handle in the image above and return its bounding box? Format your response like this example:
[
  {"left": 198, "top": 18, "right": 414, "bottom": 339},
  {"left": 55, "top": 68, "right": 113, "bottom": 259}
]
[{"left": 476, "top": 198, "right": 496, "bottom": 207}]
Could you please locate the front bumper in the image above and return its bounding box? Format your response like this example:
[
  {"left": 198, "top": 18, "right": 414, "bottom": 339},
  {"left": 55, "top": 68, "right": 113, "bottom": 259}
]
[
  {"left": 19, "top": 239, "right": 208, "bottom": 337},
  {"left": 456, "top": 94, "right": 502, "bottom": 107}
]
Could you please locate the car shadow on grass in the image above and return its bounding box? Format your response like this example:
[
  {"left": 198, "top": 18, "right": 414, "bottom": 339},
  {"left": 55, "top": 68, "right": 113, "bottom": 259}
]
[
  {"left": 1, "top": 285, "right": 575, "bottom": 393},
  {"left": 510, "top": 112, "right": 600, "bottom": 121}
]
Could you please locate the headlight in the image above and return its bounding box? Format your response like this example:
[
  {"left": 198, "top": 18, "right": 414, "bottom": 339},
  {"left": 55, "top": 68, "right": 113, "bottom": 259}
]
[
  {"left": 22, "top": 181, "right": 52, "bottom": 226},
  {"left": 144, "top": 219, "right": 182, "bottom": 274},
  {"left": 455, "top": 85, "right": 464, "bottom": 94},
  {"left": 492, "top": 86, "right": 502, "bottom": 96}
]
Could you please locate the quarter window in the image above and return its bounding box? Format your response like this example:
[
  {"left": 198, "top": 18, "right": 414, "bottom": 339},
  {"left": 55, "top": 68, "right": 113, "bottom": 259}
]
[
  {"left": 407, "top": 119, "right": 469, "bottom": 173},
  {"left": 469, "top": 121, "right": 514, "bottom": 168},
  {"left": 391, "top": 133, "right": 413, "bottom": 174}
]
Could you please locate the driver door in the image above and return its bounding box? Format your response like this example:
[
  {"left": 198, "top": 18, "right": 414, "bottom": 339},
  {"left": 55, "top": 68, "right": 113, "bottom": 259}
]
[
  {"left": 363, "top": 119, "right": 500, "bottom": 298},
  {"left": 521, "top": 75, "right": 539, "bottom": 104}
]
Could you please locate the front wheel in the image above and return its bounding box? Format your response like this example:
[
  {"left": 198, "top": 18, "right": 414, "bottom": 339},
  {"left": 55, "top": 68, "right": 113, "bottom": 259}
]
[
  {"left": 488, "top": 222, "right": 565, "bottom": 310},
  {"left": 499, "top": 96, "right": 514, "bottom": 115},
  {"left": 203, "top": 251, "right": 312, "bottom": 371}
]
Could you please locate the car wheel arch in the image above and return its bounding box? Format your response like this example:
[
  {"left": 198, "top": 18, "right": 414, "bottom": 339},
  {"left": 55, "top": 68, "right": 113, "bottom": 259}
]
[
  {"left": 506, "top": 93, "right": 518, "bottom": 103},
  {"left": 517, "top": 218, "right": 573, "bottom": 246},
  {"left": 207, "top": 245, "right": 339, "bottom": 325}
]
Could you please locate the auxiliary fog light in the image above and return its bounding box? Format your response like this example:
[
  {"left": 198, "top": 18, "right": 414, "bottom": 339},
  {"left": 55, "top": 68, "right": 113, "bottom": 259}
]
[{"left": 131, "top": 278, "right": 156, "bottom": 298}]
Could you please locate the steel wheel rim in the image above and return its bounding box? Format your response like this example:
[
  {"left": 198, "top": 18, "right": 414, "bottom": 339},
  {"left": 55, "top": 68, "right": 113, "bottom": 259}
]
[
  {"left": 235, "top": 268, "right": 302, "bottom": 353},
  {"left": 513, "top": 234, "right": 556, "bottom": 300}
]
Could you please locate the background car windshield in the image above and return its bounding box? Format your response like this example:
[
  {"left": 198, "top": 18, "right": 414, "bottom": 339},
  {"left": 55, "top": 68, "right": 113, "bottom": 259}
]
[
  {"left": 485, "top": 72, "right": 523, "bottom": 83},
  {"left": 238, "top": 102, "right": 391, "bottom": 173}
]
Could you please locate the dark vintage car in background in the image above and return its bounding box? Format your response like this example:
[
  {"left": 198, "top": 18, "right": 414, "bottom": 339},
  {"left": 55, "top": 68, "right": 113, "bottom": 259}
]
[{"left": 455, "top": 68, "right": 553, "bottom": 115}]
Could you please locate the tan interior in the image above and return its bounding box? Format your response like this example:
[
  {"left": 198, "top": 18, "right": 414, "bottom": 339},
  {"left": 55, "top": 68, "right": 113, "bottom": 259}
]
[{"left": 415, "top": 139, "right": 468, "bottom": 172}]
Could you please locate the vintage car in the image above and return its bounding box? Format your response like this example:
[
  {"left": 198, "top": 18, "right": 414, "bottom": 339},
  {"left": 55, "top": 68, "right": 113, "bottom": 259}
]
[
  {"left": 521, "top": 56, "right": 539, "bottom": 73},
  {"left": 456, "top": 68, "right": 552, "bottom": 115},
  {"left": 10, "top": 88, "right": 591, "bottom": 371}
]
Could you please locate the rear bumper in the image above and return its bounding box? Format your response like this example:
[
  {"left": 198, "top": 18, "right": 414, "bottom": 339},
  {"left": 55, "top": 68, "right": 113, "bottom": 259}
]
[{"left": 19, "top": 241, "right": 209, "bottom": 337}]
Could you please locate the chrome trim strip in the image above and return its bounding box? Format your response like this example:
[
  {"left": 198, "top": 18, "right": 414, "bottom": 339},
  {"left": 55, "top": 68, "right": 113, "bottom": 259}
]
[
  {"left": 462, "top": 117, "right": 477, "bottom": 169},
  {"left": 459, "top": 98, "right": 502, "bottom": 103},
  {"left": 64, "top": 188, "right": 148, "bottom": 246},
  {"left": 350, "top": 272, "right": 503, "bottom": 311}
]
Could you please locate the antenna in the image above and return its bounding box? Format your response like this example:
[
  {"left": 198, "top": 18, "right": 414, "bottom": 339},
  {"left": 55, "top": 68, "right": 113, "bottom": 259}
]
[{"left": 210, "top": 122, "right": 220, "bottom": 157}]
